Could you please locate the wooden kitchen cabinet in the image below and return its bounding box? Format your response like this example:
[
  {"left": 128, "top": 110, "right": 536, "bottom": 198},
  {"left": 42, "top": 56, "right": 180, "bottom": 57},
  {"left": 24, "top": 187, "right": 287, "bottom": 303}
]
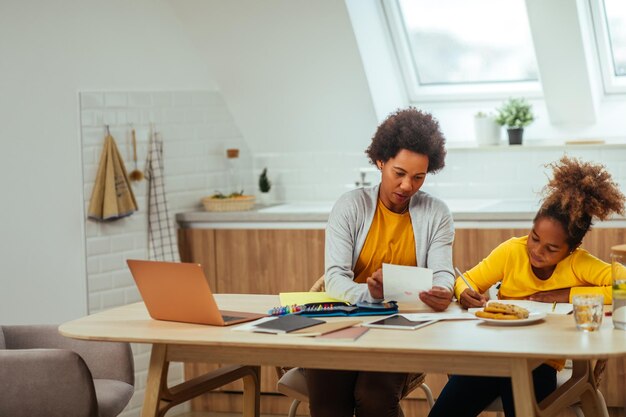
[
  {"left": 178, "top": 226, "right": 626, "bottom": 416},
  {"left": 178, "top": 228, "right": 326, "bottom": 414}
]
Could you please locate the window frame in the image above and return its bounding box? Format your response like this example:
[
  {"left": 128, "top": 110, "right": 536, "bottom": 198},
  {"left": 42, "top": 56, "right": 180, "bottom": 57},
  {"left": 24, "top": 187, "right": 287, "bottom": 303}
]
[
  {"left": 380, "top": 0, "right": 543, "bottom": 102},
  {"left": 589, "top": 0, "right": 626, "bottom": 94}
]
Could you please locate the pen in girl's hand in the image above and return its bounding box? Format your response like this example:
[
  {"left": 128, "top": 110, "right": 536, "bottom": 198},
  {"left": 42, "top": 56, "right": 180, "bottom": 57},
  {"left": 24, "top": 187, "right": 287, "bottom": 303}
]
[
  {"left": 551, "top": 301, "right": 557, "bottom": 312},
  {"left": 454, "top": 267, "right": 474, "bottom": 291}
]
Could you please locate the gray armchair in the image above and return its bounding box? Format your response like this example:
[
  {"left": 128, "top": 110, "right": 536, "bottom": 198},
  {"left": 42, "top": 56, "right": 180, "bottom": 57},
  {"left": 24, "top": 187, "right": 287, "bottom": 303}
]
[{"left": 0, "top": 324, "right": 134, "bottom": 417}]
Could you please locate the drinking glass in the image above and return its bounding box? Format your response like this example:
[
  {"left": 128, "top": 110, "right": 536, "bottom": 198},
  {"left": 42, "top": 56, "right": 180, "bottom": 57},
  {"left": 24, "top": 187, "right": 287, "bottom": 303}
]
[{"left": 572, "top": 294, "right": 604, "bottom": 332}]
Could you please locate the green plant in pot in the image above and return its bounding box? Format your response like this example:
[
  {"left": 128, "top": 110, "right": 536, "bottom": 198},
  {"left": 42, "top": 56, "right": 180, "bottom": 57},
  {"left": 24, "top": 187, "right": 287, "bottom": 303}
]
[
  {"left": 258, "top": 167, "right": 272, "bottom": 205},
  {"left": 495, "top": 97, "right": 534, "bottom": 145}
]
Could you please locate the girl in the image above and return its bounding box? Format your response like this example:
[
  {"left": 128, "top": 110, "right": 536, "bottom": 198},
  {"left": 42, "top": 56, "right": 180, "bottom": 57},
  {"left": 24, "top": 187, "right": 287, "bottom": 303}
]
[{"left": 429, "top": 156, "right": 625, "bottom": 417}]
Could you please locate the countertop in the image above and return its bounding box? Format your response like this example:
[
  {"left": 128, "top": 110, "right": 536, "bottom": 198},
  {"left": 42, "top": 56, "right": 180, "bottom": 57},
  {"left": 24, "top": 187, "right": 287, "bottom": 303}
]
[{"left": 176, "top": 199, "right": 626, "bottom": 229}]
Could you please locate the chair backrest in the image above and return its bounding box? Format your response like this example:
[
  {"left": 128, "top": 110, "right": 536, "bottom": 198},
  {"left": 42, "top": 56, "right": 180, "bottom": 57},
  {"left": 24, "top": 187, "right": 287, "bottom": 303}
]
[
  {"left": 309, "top": 276, "right": 325, "bottom": 292},
  {"left": 2, "top": 325, "right": 134, "bottom": 386}
]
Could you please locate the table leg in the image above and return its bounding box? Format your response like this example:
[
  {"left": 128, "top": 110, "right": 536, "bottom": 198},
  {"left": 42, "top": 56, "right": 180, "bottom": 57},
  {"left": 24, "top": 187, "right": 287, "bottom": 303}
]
[
  {"left": 510, "top": 358, "right": 537, "bottom": 417},
  {"left": 142, "top": 344, "right": 169, "bottom": 417}
]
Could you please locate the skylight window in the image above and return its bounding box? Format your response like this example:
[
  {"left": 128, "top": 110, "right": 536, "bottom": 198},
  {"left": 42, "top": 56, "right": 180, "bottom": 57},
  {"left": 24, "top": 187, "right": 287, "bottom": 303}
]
[
  {"left": 591, "top": 0, "right": 626, "bottom": 93},
  {"left": 383, "top": 0, "right": 541, "bottom": 101}
]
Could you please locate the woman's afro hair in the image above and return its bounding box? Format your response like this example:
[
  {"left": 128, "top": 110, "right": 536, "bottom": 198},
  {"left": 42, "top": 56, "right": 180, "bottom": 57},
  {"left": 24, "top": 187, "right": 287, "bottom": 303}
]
[{"left": 365, "top": 107, "right": 446, "bottom": 173}]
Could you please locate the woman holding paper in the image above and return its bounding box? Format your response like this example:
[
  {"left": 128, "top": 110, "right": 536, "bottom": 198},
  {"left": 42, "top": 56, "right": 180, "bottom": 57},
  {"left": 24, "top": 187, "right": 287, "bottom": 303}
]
[
  {"left": 305, "top": 107, "right": 455, "bottom": 417},
  {"left": 428, "top": 156, "right": 625, "bottom": 417}
]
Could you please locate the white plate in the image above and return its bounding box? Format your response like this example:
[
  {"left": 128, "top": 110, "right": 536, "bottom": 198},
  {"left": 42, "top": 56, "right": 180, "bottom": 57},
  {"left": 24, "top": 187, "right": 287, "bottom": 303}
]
[{"left": 476, "top": 311, "right": 547, "bottom": 326}]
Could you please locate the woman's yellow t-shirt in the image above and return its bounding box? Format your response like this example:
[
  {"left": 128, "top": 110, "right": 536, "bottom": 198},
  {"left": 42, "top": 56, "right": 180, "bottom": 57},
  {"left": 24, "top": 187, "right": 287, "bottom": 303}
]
[{"left": 353, "top": 200, "right": 416, "bottom": 283}]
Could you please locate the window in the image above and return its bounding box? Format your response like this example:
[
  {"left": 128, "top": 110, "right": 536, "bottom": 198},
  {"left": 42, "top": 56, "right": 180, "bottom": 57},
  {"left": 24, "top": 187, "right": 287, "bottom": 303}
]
[
  {"left": 382, "top": 0, "right": 541, "bottom": 101},
  {"left": 590, "top": 0, "right": 626, "bottom": 93}
]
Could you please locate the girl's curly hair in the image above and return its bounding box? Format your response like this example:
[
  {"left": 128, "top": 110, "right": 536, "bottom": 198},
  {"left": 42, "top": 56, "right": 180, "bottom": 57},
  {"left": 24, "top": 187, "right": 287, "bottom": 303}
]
[
  {"left": 365, "top": 107, "right": 446, "bottom": 173},
  {"left": 536, "top": 156, "right": 625, "bottom": 248}
]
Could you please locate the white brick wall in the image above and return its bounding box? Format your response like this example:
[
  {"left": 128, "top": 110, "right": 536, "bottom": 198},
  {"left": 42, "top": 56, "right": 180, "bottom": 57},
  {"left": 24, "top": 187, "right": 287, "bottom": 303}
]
[
  {"left": 254, "top": 145, "right": 626, "bottom": 203},
  {"left": 80, "top": 90, "right": 249, "bottom": 417}
]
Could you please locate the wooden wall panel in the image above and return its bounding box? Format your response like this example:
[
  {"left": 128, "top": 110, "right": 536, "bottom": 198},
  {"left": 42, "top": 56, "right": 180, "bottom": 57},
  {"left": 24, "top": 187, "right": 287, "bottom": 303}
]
[
  {"left": 182, "top": 228, "right": 325, "bottom": 408},
  {"left": 578, "top": 228, "right": 626, "bottom": 262},
  {"left": 178, "top": 228, "right": 218, "bottom": 290},
  {"left": 452, "top": 228, "right": 529, "bottom": 272},
  {"left": 214, "top": 229, "right": 325, "bottom": 294}
]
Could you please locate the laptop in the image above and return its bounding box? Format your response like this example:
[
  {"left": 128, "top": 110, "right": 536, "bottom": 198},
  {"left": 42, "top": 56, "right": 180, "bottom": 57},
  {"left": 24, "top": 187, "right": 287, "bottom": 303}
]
[{"left": 127, "top": 259, "right": 266, "bottom": 326}]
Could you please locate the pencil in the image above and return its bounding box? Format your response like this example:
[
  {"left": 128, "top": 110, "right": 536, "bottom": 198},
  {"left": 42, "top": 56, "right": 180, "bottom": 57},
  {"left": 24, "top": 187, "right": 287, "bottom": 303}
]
[
  {"left": 454, "top": 267, "right": 474, "bottom": 291},
  {"left": 552, "top": 301, "right": 557, "bottom": 312}
]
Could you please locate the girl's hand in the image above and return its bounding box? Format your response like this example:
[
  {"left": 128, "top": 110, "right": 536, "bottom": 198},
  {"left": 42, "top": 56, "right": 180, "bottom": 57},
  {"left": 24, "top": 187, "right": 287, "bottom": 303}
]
[
  {"left": 366, "top": 268, "right": 383, "bottom": 299},
  {"left": 459, "top": 288, "right": 487, "bottom": 309},
  {"left": 528, "top": 288, "right": 570, "bottom": 303},
  {"left": 420, "top": 286, "right": 453, "bottom": 312}
]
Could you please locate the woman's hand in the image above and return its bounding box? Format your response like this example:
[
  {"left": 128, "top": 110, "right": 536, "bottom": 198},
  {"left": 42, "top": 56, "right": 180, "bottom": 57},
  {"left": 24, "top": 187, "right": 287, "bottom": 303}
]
[
  {"left": 366, "top": 268, "right": 384, "bottom": 299},
  {"left": 528, "top": 288, "right": 570, "bottom": 303},
  {"left": 419, "top": 286, "right": 453, "bottom": 312},
  {"left": 458, "top": 288, "right": 487, "bottom": 309}
]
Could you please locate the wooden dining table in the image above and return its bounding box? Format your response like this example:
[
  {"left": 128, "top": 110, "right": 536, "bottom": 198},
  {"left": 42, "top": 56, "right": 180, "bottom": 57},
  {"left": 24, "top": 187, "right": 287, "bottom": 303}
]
[{"left": 59, "top": 294, "right": 626, "bottom": 417}]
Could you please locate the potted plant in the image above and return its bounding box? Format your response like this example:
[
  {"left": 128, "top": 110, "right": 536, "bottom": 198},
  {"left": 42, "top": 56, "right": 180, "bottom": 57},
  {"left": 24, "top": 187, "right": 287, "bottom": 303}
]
[
  {"left": 258, "top": 167, "right": 272, "bottom": 205},
  {"left": 495, "top": 98, "right": 534, "bottom": 145},
  {"left": 473, "top": 111, "right": 501, "bottom": 146}
]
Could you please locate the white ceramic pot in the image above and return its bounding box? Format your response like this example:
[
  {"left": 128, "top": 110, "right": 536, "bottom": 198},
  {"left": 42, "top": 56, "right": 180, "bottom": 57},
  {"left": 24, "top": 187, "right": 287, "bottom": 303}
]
[
  {"left": 258, "top": 192, "right": 273, "bottom": 206},
  {"left": 474, "top": 116, "right": 501, "bottom": 146}
]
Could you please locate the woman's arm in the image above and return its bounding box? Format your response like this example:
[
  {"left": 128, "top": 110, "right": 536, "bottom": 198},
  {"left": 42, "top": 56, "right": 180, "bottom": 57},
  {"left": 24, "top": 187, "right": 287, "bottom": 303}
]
[
  {"left": 324, "top": 198, "right": 377, "bottom": 304},
  {"left": 419, "top": 207, "right": 455, "bottom": 311},
  {"left": 426, "top": 210, "right": 455, "bottom": 291}
]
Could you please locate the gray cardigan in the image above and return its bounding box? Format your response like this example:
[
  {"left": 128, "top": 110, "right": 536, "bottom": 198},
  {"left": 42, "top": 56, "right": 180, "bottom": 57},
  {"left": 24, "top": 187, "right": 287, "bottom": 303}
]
[{"left": 325, "top": 184, "right": 455, "bottom": 304}]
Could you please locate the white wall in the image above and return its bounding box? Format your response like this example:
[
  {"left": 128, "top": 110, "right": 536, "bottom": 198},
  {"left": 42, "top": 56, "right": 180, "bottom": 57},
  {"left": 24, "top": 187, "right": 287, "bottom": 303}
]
[
  {"left": 170, "top": 0, "right": 379, "bottom": 154},
  {"left": 0, "top": 0, "right": 216, "bottom": 325}
]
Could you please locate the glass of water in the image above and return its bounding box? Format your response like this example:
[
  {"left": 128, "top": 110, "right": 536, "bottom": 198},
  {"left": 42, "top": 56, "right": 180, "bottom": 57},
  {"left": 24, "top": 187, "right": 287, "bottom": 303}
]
[
  {"left": 572, "top": 294, "right": 604, "bottom": 332},
  {"left": 611, "top": 245, "right": 626, "bottom": 330}
]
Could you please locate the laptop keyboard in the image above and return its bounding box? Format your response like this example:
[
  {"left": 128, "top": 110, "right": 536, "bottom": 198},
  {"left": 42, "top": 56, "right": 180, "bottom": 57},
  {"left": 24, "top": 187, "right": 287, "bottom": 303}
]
[{"left": 222, "top": 314, "right": 244, "bottom": 322}]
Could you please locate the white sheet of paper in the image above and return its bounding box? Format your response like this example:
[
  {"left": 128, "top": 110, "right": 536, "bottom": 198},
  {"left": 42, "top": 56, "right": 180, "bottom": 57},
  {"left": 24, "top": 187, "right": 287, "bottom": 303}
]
[
  {"left": 231, "top": 316, "right": 275, "bottom": 332},
  {"left": 383, "top": 263, "right": 433, "bottom": 305},
  {"left": 403, "top": 312, "right": 477, "bottom": 321}
]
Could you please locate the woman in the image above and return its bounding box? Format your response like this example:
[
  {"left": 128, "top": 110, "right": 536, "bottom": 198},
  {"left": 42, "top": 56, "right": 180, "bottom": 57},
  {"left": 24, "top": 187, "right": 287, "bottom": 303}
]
[
  {"left": 428, "top": 156, "right": 626, "bottom": 417},
  {"left": 305, "top": 107, "right": 455, "bottom": 417}
]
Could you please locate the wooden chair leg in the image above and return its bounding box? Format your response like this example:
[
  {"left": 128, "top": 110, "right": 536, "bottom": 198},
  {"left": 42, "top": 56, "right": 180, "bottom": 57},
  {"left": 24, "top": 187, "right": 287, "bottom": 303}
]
[{"left": 242, "top": 366, "right": 261, "bottom": 417}]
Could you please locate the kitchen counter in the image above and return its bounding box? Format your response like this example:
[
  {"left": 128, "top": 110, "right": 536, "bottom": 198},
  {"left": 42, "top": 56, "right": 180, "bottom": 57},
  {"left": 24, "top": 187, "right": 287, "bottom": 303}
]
[{"left": 176, "top": 199, "right": 626, "bottom": 229}]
